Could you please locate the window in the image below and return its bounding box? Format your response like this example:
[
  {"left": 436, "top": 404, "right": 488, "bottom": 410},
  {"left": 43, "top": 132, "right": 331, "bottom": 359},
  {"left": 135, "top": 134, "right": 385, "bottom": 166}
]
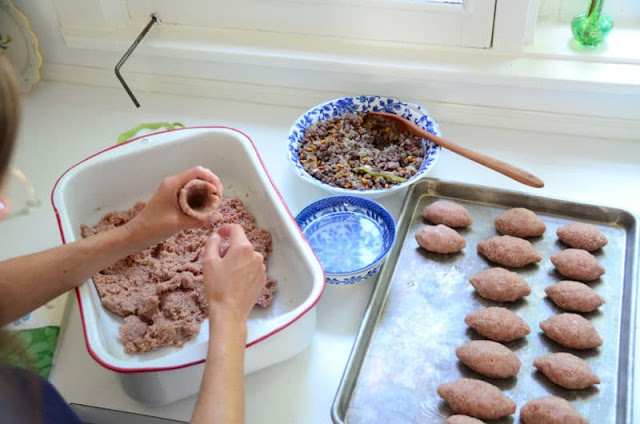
[
  {"left": 44, "top": 0, "right": 638, "bottom": 141},
  {"left": 56, "top": 0, "right": 498, "bottom": 49},
  {"left": 538, "top": 0, "right": 640, "bottom": 26},
  {"left": 50, "top": 0, "right": 638, "bottom": 95},
  {"left": 529, "top": 0, "right": 640, "bottom": 63}
]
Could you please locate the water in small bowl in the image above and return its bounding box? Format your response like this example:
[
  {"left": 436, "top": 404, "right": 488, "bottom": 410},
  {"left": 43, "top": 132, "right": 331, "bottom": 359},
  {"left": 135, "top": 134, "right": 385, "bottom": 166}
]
[
  {"left": 303, "top": 211, "right": 384, "bottom": 274},
  {"left": 296, "top": 195, "right": 396, "bottom": 284}
]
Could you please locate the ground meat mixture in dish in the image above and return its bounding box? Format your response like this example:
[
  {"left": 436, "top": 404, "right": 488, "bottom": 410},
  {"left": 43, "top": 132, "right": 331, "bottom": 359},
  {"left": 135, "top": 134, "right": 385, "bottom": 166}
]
[
  {"left": 81, "top": 197, "right": 277, "bottom": 354},
  {"left": 298, "top": 112, "right": 425, "bottom": 190}
]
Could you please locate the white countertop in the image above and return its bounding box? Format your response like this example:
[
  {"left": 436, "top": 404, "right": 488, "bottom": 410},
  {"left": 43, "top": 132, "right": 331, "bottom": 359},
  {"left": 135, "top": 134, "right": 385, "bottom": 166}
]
[{"left": 4, "top": 81, "right": 640, "bottom": 423}]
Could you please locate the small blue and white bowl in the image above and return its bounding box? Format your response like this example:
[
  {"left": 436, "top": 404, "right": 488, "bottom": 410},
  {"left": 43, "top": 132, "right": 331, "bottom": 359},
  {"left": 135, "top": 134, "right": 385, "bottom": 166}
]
[
  {"left": 288, "top": 95, "right": 442, "bottom": 199},
  {"left": 296, "top": 195, "right": 396, "bottom": 284}
]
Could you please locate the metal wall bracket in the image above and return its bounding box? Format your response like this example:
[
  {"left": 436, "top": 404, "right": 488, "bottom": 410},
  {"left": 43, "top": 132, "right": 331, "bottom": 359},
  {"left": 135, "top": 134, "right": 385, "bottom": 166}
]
[{"left": 115, "top": 14, "right": 160, "bottom": 108}]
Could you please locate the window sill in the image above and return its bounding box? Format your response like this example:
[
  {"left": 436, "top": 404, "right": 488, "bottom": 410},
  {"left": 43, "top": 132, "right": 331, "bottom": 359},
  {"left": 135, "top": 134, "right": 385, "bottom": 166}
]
[
  {"left": 61, "top": 22, "right": 640, "bottom": 91},
  {"left": 48, "top": 23, "right": 640, "bottom": 140},
  {"left": 525, "top": 22, "right": 640, "bottom": 65}
]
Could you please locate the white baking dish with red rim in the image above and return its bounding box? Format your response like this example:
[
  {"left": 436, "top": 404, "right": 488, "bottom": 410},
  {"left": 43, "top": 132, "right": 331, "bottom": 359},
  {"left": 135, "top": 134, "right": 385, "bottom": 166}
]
[{"left": 51, "top": 127, "right": 325, "bottom": 405}]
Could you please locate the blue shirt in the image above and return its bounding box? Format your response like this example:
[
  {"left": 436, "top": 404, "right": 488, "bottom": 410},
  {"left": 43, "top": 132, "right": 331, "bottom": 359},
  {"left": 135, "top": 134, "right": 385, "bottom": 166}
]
[{"left": 0, "top": 365, "right": 82, "bottom": 423}]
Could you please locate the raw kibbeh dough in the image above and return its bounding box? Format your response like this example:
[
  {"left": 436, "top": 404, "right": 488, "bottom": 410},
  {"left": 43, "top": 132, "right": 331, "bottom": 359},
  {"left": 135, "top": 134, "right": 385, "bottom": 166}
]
[
  {"left": 539, "top": 313, "right": 603, "bottom": 350},
  {"left": 494, "top": 208, "right": 546, "bottom": 238},
  {"left": 545, "top": 280, "right": 605, "bottom": 313},
  {"left": 422, "top": 200, "right": 473, "bottom": 228},
  {"left": 520, "top": 396, "right": 588, "bottom": 424},
  {"left": 477, "top": 235, "right": 541, "bottom": 268},
  {"left": 533, "top": 352, "right": 600, "bottom": 390},
  {"left": 81, "top": 197, "right": 277, "bottom": 354},
  {"left": 178, "top": 179, "right": 222, "bottom": 221},
  {"left": 437, "top": 378, "right": 516, "bottom": 420},
  {"left": 468, "top": 268, "right": 531, "bottom": 302},
  {"left": 557, "top": 222, "right": 608, "bottom": 251},
  {"left": 455, "top": 340, "right": 521, "bottom": 379},
  {"left": 445, "top": 415, "right": 486, "bottom": 424},
  {"left": 550, "top": 249, "right": 605, "bottom": 282},
  {"left": 464, "top": 307, "right": 531, "bottom": 342},
  {"left": 415, "top": 224, "right": 466, "bottom": 254}
]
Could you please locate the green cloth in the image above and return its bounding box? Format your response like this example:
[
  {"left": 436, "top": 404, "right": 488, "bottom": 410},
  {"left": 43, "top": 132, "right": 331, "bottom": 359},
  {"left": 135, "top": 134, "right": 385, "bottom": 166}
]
[{"left": 7, "top": 326, "right": 60, "bottom": 378}]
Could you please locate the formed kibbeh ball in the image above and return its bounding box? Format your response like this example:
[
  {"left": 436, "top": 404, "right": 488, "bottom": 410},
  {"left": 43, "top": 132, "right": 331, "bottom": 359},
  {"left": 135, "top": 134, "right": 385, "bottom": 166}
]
[
  {"left": 520, "top": 396, "right": 588, "bottom": 424},
  {"left": 455, "top": 340, "right": 521, "bottom": 379},
  {"left": 422, "top": 200, "right": 473, "bottom": 228},
  {"left": 437, "top": 378, "right": 516, "bottom": 420},
  {"left": 445, "top": 415, "right": 486, "bottom": 424},
  {"left": 469, "top": 268, "right": 531, "bottom": 302},
  {"left": 415, "top": 224, "right": 466, "bottom": 254},
  {"left": 540, "top": 313, "right": 603, "bottom": 350},
  {"left": 477, "top": 236, "right": 541, "bottom": 268},
  {"left": 465, "top": 307, "right": 531, "bottom": 342},
  {"left": 494, "top": 208, "right": 546, "bottom": 238},
  {"left": 550, "top": 249, "right": 605, "bottom": 282},
  {"left": 533, "top": 352, "right": 600, "bottom": 389},
  {"left": 545, "top": 280, "right": 605, "bottom": 313},
  {"left": 557, "top": 222, "right": 608, "bottom": 251}
]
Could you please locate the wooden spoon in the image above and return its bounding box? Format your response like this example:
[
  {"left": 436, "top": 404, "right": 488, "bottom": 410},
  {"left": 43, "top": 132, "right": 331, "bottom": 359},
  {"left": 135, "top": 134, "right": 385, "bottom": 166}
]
[{"left": 366, "top": 112, "right": 544, "bottom": 188}]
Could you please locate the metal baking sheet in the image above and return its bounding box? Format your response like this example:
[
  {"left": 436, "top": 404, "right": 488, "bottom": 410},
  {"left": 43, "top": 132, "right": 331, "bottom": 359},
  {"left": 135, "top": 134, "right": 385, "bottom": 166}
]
[{"left": 332, "top": 178, "right": 638, "bottom": 423}]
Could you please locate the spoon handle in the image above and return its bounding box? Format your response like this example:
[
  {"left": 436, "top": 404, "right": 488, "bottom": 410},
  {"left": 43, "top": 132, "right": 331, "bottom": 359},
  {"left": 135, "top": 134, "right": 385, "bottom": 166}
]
[
  {"left": 425, "top": 132, "right": 544, "bottom": 188},
  {"left": 367, "top": 111, "right": 544, "bottom": 188}
]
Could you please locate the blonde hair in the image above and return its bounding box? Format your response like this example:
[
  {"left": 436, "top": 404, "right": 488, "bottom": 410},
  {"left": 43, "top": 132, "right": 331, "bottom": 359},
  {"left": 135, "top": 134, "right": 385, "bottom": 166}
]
[
  {"left": 0, "top": 54, "right": 20, "bottom": 178},
  {"left": 0, "top": 56, "right": 39, "bottom": 422},
  {"left": 0, "top": 53, "right": 24, "bottom": 369}
]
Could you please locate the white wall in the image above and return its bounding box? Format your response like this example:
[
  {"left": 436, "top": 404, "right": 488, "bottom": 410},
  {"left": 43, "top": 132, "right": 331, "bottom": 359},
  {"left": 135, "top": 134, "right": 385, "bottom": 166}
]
[{"left": 14, "top": 0, "right": 640, "bottom": 141}]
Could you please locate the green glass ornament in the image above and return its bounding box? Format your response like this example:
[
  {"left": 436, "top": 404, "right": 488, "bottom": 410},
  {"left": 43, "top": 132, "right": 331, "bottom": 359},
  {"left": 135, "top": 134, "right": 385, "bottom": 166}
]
[{"left": 571, "top": 0, "right": 614, "bottom": 47}]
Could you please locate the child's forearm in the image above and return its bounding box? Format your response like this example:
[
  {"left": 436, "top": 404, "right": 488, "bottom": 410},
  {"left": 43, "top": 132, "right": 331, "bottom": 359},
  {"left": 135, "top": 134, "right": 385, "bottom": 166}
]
[
  {"left": 0, "top": 223, "right": 153, "bottom": 326},
  {"left": 191, "top": 308, "right": 248, "bottom": 424}
]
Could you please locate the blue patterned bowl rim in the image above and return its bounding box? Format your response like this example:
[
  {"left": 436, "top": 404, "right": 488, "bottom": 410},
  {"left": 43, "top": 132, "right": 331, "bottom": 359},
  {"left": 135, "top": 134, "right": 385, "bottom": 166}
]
[
  {"left": 287, "top": 95, "right": 441, "bottom": 196},
  {"left": 325, "top": 263, "right": 384, "bottom": 285},
  {"left": 295, "top": 195, "right": 396, "bottom": 277}
]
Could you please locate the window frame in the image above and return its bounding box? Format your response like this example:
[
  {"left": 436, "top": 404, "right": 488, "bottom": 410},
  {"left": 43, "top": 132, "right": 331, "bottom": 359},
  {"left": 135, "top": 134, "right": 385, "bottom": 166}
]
[
  {"left": 55, "top": 0, "right": 501, "bottom": 49},
  {"left": 40, "top": 0, "right": 640, "bottom": 142},
  {"left": 538, "top": 0, "right": 640, "bottom": 25},
  {"left": 50, "top": 0, "right": 639, "bottom": 97}
]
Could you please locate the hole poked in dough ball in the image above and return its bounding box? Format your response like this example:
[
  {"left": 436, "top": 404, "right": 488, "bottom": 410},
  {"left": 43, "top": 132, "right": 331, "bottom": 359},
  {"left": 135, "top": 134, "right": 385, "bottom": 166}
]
[{"left": 178, "top": 179, "right": 222, "bottom": 221}]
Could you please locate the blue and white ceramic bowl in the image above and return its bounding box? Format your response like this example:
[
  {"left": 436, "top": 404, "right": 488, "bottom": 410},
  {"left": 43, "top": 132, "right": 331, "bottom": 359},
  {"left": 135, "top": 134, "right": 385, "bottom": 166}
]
[
  {"left": 296, "top": 195, "right": 396, "bottom": 284},
  {"left": 288, "top": 95, "right": 442, "bottom": 200}
]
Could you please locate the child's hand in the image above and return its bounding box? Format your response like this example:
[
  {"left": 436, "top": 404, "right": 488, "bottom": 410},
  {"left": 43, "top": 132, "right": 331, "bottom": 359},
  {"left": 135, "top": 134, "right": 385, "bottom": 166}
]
[
  {"left": 202, "top": 224, "right": 267, "bottom": 323},
  {"left": 126, "top": 166, "right": 223, "bottom": 246}
]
